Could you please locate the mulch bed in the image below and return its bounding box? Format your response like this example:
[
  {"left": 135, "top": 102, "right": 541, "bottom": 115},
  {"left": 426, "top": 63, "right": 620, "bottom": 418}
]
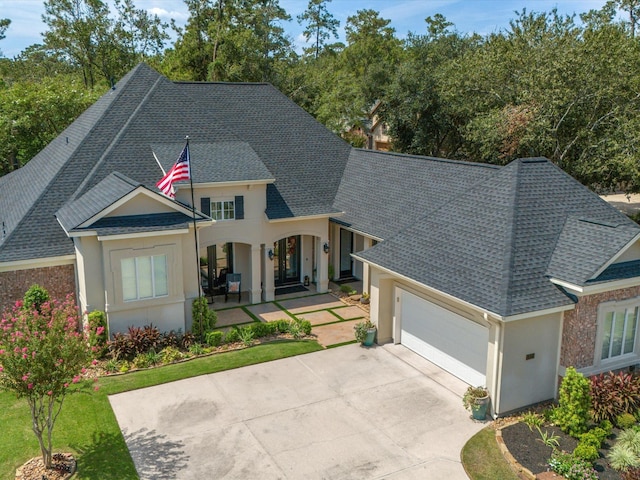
[
  {"left": 15, "top": 453, "right": 75, "bottom": 480},
  {"left": 500, "top": 421, "right": 622, "bottom": 479}
]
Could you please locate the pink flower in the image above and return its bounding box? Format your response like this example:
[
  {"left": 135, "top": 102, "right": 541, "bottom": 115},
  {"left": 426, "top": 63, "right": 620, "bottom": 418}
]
[
  {"left": 81, "top": 367, "right": 87, "bottom": 374},
  {"left": 0, "top": 366, "right": 4, "bottom": 372},
  {"left": 94, "top": 386, "right": 99, "bottom": 392},
  {"left": 28, "top": 383, "right": 33, "bottom": 389},
  {"left": 0, "top": 349, "right": 5, "bottom": 355},
  {"left": 96, "top": 326, "right": 105, "bottom": 336},
  {"left": 92, "top": 359, "right": 98, "bottom": 366},
  {"left": 21, "top": 374, "right": 29, "bottom": 381},
  {"left": 22, "top": 354, "right": 27, "bottom": 359},
  {"left": 47, "top": 391, "right": 52, "bottom": 396},
  {"left": 72, "top": 376, "right": 80, "bottom": 384},
  {"left": 64, "top": 383, "right": 69, "bottom": 388}
]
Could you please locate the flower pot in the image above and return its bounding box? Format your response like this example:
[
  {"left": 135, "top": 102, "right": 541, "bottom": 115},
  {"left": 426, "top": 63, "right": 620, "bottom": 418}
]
[
  {"left": 363, "top": 328, "right": 376, "bottom": 346},
  {"left": 360, "top": 296, "right": 369, "bottom": 304},
  {"left": 471, "top": 395, "right": 490, "bottom": 420}
]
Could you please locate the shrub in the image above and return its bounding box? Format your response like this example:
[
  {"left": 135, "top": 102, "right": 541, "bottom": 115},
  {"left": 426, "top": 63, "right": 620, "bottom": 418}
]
[
  {"left": 160, "top": 330, "right": 183, "bottom": 349},
  {"left": 578, "top": 432, "right": 602, "bottom": 450},
  {"left": 589, "top": 426, "right": 610, "bottom": 445},
  {"left": 340, "top": 284, "right": 356, "bottom": 294},
  {"left": 553, "top": 367, "right": 592, "bottom": 437},
  {"left": 104, "top": 358, "right": 119, "bottom": 373},
  {"left": 205, "top": 331, "right": 224, "bottom": 347},
  {"left": 354, "top": 319, "right": 376, "bottom": 343},
  {"left": 161, "top": 346, "right": 184, "bottom": 364},
  {"left": 119, "top": 360, "right": 130, "bottom": 373},
  {"left": 288, "top": 318, "right": 311, "bottom": 339},
  {"left": 22, "top": 284, "right": 50, "bottom": 312},
  {"left": 191, "top": 297, "right": 217, "bottom": 342},
  {"left": 251, "top": 322, "right": 278, "bottom": 338},
  {"left": 573, "top": 443, "right": 600, "bottom": 463},
  {"left": 276, "top": 319, "right": 290, "bottom": 333},
  {"left": 110, "top": 324, "right": 162, "bottom": 359},
  {"left": 599, "top": 420, "right": 614, "bottom": 437},
  {"left": 86, "top": 310, "right": 108, "bottom": 358},
  {"left": 180, "top": 331, "right": 196, "bottom": 350},
  {"left": 591, "top": 371, "right": 640, "bottom": 423},
  {"left": 224, "top": 328, "right": 240, "bottom": 344},
  {"left": 145, "top": 348, "right": 162, "bottom": 366},
  {"left": 619, "top": 413, "right": 639, "bottom": 429}
]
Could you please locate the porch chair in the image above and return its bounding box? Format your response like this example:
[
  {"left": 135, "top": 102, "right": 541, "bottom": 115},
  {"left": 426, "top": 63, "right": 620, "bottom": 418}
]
[{"left": 225, "top": 273, "right": 241, "bottom": 303}]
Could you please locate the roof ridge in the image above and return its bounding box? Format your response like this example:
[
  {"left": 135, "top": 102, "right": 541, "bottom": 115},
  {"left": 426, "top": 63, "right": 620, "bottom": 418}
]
[
  {"left": 501, "top": 159, "right": 525, "bottom": 316},
  {"left": 69, "top": 72, "right": 166, "bottom": 202},
  {"left": 352, "top": 148, "right": 501, "bottom": 170}
]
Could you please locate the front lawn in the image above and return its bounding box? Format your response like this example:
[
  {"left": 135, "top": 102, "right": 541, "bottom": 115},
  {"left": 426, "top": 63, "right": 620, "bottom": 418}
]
[
  {"left": 0, "top": 340, "right": 323, "bottom": 479},
  {"left": 461, "top": 426, "right": 520, "bottom": 480}
]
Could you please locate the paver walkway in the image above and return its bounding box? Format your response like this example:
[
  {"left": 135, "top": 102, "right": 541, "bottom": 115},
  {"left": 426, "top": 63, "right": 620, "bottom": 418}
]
[{"left": 211, "top": 292, "right": 368, "bottom": 347}]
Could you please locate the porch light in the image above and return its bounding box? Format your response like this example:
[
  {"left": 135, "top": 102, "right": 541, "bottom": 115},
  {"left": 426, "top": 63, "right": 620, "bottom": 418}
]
[
  {"left": 268, "top": 249, "right": 274, "bottom": 261},
  {"left": 323, "top": 242, "right": 330, "bottom": 254}
]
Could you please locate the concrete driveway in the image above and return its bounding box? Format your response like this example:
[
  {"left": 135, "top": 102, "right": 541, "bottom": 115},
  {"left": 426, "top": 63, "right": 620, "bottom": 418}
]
[{"left": 109, "top": 344, "right": 486, "bottom": 479}]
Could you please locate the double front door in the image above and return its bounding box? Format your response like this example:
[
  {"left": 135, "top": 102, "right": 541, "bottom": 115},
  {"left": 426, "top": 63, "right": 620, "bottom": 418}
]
[{"left": 274, "top": 236, "right": 300, "bottom": 286}]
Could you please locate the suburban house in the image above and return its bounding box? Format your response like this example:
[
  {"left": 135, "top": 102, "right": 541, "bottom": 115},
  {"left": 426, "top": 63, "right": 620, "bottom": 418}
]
[{"left": 2, "top": 63, "right": 640, "bottom": 416}]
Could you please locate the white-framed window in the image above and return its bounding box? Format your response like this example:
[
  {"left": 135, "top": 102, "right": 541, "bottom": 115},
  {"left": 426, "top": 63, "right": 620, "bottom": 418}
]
[
  {"left": 211, "top": 200, "right": 235, "bottom": 220},
  {"left": 598, "top": 301, "right": 639, "bottom": 363},
  {"left": 121, "top": 254, "right": 168, "bottom": 301}
]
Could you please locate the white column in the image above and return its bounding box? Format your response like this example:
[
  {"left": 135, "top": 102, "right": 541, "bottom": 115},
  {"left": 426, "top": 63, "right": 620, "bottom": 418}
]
[
  {"left": 362, "top": 237, "right": 373, "bottom": 295},
  {"left": 250, "top": 245, "right": 261, "bottom": 304},
  {"left": 264, "top": 246, "right": 275, "bottom": 301},
  {"left": 317, "top": 236, "right": 329, "bottom": 293}
]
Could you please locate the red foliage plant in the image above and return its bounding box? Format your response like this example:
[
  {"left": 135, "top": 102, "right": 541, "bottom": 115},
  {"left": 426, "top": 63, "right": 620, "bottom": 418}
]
[{"left": 590, "top": 371, "right": 640, "bottom": 423}]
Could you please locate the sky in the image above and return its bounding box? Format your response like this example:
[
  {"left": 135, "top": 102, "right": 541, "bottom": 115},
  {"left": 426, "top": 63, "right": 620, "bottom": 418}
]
[{"left": 0, "top": 0, "right": 611, "bottom": 58}]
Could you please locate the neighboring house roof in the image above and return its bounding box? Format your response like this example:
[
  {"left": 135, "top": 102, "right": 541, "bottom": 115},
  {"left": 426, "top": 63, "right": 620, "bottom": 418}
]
[{"left": 357, "top": 158, "right": 640, "bottom": 317}]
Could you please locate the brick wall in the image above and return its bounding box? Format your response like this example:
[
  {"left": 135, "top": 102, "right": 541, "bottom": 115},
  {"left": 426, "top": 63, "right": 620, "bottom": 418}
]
[
  {"left": 560, "top": 285, "right": 640, "bottom": 369},
  {"left": 0, "top": 265, "right": 76, "bottom": 313}
]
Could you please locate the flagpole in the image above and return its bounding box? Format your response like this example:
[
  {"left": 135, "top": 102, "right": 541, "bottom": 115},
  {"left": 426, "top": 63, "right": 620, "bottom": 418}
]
[{"left": 186, "top": 136, "right": 202, "bottom": 304}]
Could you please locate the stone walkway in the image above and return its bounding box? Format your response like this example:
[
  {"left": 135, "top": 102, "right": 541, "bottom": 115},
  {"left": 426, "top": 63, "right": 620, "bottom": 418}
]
[{"left": 211, "top": 292, "right": 369, "bottom": 347}]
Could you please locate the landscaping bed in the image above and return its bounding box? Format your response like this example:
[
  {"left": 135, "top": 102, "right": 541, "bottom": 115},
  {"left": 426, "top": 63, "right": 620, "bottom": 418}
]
[{"left": 500, "top": 420, "right": 621, "bottom": 479}]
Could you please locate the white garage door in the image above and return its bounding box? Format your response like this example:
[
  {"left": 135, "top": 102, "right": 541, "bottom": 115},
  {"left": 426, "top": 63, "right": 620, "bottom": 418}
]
[{"left": 399, "top": 288, "right": 488, "bottom": 386}]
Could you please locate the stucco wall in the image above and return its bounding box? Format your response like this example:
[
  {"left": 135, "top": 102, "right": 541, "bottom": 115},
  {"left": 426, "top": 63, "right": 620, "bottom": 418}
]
[
  {"left": 561, "top": 285, "right": 640, "bottom": 371},
  {"left": 499, "top": 313, "right": 563, "bottom": 414},
  {"left": 0, "top": 264, "right": 76, "bottom": 312}
]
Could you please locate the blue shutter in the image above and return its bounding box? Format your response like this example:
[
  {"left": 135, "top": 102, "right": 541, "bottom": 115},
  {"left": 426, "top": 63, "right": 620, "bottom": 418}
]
[
  {"left": 235, "top": 195, "right": 244, "bottom": 220},
  {"left": 200, "top": 197, "right": 211, "bottom": 217}
]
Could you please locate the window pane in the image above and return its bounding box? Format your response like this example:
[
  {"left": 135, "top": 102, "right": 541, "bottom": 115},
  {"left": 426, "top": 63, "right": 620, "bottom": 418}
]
[
  {"left": 611, "top": 311, "right": 626, "bottom": 357},
  {"left": 122, "top": 258, "right": 137, "bottom": 301},
  {"left": 153, "top": 255, "right": 168, "bottom": 296},
  {"left": 137, "top": 256, "right": 153, "bottom": 299},
  {"left": 624, "top": 307, "right": 638, "bottom": 354},
  {"left": 224, "top": 201, "right": 234, "bottom": 219},
  {"left": 211, "top": 201, "right": 222, "bottom": 220}
]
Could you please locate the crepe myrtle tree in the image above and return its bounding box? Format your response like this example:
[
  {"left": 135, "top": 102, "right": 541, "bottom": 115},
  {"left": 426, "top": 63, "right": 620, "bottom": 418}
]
[{"left": 0, "top": 287, "right": 98, "bottom": 468}]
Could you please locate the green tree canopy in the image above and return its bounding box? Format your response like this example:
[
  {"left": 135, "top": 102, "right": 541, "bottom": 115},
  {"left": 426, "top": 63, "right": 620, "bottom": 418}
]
[{"left": 297, "top": 0, "right": 339, "bottom": 58}]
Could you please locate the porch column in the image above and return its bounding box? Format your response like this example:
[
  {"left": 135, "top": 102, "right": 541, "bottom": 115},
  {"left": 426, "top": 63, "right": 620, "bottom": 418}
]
[
  {"left": 362, "top": 237, "right": 373, "bottom": 295},
  {"left": 317, "top": 236, "right": 329, "bottom": 293},
  {"left": 264, "top": 246, "right": 275, "bottom": 301},
  {"left": 329, "top": 222, "right": 340, "bottom": 281},
  {"left": 250, "top": 245, "right": 261, "bottom": 304}
]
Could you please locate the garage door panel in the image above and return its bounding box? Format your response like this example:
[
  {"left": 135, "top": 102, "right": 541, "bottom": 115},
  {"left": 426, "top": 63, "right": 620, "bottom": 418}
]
[{"left": 399, "top": 289, "right": 488, "bottom": 386}]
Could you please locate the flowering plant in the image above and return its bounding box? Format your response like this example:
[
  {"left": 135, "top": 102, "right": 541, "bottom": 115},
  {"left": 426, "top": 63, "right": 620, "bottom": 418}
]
[{"left": 0, "top": 289, "right": 97, "bottom": 468}]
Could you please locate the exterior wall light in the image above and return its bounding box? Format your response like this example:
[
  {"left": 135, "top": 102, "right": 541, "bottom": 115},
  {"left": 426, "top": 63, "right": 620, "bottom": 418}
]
[
  {"left": 323, "top": 242, "right": 330, "bottom": 254},
  {"left": 268, "top": 249, "right": 274, "bottom": 261}
]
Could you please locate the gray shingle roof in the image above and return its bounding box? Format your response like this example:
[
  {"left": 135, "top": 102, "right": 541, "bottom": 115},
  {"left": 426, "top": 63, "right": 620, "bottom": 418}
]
[
  {"left": 333, "top": 149, "right": 499, "bottom": 239},
  {"left": 151, "top": 142, "right": 274, "bottom": 185},
  {"left": 357, "top": 158, "right": 640, "bottom": 317},
  {"left": 79, "top": 212, "right": 200, "bottom": 237},
  {"left": 0, "top": 64, "right": 350, "bottom": 262}
]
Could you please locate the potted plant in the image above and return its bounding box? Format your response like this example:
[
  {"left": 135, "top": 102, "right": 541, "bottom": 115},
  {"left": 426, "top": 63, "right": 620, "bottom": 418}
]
[
  {"left": 360, "top": 292, "right": 370, "bottom": 304},
  {"left": 463, "top": 386, "right": 490, "bottom": 420},
  {"left": 354, "top": 319, "right": 376, "bottom": 346}
]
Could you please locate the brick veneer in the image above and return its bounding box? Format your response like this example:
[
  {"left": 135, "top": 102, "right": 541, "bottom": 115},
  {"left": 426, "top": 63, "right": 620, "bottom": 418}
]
[
  {"left": 560, "top": 286, "right": 640, "bottom": 369},
  {"left": 0, "top": 265, "right": 76, "bottom": 313}
]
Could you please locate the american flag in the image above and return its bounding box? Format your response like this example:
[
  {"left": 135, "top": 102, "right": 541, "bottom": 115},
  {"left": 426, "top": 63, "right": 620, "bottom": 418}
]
[{"left": 156, "top": 143, "right": 190, "bottom": 198}]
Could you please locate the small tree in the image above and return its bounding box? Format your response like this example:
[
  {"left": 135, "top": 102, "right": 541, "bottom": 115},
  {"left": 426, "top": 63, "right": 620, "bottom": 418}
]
[
  {"left": 0, "top": 292, "right": 94, "bottom": 469},
  {"left": 553, "top": 366, "right": 592, "bottom": 437},
  {"left": 191, "top": 296, "right": 217, "bottom": 342}
]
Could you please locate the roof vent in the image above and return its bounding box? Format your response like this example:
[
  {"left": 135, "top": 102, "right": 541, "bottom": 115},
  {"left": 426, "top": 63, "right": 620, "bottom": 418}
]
[{"left": 2, "top": 221, "right": 5, "bottom": 240}]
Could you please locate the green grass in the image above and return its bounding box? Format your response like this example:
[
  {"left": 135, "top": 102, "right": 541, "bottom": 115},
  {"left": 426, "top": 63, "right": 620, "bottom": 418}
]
[
  {"left": 461, "top": 426, "right": 520, "bottom": 480},
  {"left": 0, "top": 340, "right": 323, "bottom": 479}
]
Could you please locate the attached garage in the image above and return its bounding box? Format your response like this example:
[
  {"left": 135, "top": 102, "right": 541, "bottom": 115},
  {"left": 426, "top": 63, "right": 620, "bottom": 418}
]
[{"left": 397, "top": 288, "right": 489, "bottom": 386}]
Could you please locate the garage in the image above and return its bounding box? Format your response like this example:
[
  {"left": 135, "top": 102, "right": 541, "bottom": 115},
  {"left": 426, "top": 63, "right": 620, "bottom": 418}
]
[{"left": 397, "top": 288, "right": 488, "bottom": 386}]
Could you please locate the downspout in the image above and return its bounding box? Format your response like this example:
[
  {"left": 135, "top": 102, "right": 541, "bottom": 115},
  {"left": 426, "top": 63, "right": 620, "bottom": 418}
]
[{"left": 487, "top": 312, "right": 503, "bottom": 418}]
